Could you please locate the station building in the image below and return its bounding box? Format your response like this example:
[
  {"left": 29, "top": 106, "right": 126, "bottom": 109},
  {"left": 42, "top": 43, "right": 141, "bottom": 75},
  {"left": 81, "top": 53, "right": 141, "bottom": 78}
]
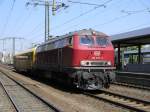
[{"left": 111, "top": 27, "right": 150, "bottom": 73}]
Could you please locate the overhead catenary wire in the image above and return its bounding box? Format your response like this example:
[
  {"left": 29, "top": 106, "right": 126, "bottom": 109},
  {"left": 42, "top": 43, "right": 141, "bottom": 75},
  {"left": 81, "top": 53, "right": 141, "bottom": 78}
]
[
  {"left": 30, "top": 0, "right": 112, "bottom": 38},
  {"left": 68, "top": 0, "right": 106, "bottom": 7},
  {"left": 52, "top": 0, "right": 123, "bottom": 34},
  {"left": 27, "top": 32, "right": 44, "bottom": 46},
  {"left": 27, "top": 0, "right": 150, "bottom": 38},
  {"left": 137, "top": 0, "right": 150, "bottom": 12},
  {"left": 25, "top": 22, "right": 44, "bottom": 37},
  {"left": 114, "top": 21, "right": 150, "bottom": 34},
  {"left": 9, "top": 2, "right": 34, "bottom": 35},
  {"left": 51, "top": 0, "right": 150, "bottom": 36},
  {"left": 29, "top": 0, "right": 112, "bottom": 38},
  {"left": 29, "top": 31, "right": 44, "bottom": 41},
  {"left": 0, "top": 0, "right": 4, "bottom": 5},
  {"left": 0, "top": 0, "right": 16, "bottom": 36},
  {"left": 12, "top": 9, "right": 34, "bottom": 35},
  {"left": 138, "top": 0, "right": 150, "bottom": 8},
  {"left": 121, "top": 8, "right": 150, "bottom": 14},
  {"left": 26, "top": 0, "right": 68, "bottom": 42},
  {"left": 92, "top": 8, "right": 150, "bottom": 28},
  {"left": 58, "top": 7, "right": 150, "bottom": 35},
  {"left": 51, "top": 0, "right": 113, "bottom": 31},
  {"left": 59, "top": 14, "right": 131, "bottom": 34}
]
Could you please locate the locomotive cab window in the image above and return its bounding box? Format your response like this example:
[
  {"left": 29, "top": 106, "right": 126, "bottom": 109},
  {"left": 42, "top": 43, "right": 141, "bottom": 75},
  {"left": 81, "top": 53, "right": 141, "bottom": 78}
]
[
  {"left": 80, "top": 35, "right": 94, "bottom": 46},
  {"left": 96, "top": 37, "right": 110, "bottom": 46}
]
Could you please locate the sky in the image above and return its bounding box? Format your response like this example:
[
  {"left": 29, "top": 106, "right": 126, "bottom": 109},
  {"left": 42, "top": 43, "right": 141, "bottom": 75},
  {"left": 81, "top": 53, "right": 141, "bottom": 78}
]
[{"left": 0, "top": 0, "right": 150, "bottom": 53}]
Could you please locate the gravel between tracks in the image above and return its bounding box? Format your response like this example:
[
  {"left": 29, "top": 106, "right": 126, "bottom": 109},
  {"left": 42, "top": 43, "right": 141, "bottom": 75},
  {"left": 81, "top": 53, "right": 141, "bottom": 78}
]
[
  {"left": 0, "top": 67, "right": 130, "bottom": 112},
  {"left": 109, "top": 84, "right": 150, "bottom": 101},
  {"left": 35, "top": 85, "right": 128, "bottom": 112}
]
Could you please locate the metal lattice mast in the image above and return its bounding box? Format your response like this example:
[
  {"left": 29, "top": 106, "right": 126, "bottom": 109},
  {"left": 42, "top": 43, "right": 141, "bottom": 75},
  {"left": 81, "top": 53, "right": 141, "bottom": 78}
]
[
  {"left": 0, "top": 37, "right": 24, "bottom": 56},
  {"left": 26, "top": 0, "right": 68, "bottom": 42}
]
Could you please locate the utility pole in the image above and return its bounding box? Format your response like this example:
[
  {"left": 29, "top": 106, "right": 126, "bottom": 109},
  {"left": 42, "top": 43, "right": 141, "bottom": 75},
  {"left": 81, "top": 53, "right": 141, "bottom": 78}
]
[
  {"left": 0, "top": 37, "right": 24, "bottom": 64},
  {"left": 12, "top": 37, "right": 16, "bottom": 57},
  {"left": 45, "top": 0, "right": 49, "bottom": 42},
  {"left": 0, "top": 37, "right": 24, "bottom": 55},
  {"left": 2, "top": 39, "right": 5, "bottom": 51},
  {"left": 26, "top": 0, "right": 68, "bottom": 42}
]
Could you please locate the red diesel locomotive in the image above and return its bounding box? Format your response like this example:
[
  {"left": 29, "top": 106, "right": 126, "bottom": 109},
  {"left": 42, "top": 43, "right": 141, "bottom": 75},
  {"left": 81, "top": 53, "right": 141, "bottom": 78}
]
[{"left": 34, "top": 29, "right": 116, "bottom": 90}]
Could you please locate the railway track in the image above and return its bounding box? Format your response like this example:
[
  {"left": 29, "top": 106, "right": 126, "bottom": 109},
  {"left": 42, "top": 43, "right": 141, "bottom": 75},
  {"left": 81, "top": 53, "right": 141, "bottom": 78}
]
[
  {"left": 0, "top": 72, "right": 61, "bottom": 112},
  {"left": 0, "top": 65, "right": 149, "bottom": 112},
  {"left": 83, "top": 90, "right": 150, "bottom": 112},
  {"left": 0, "top": 83, "right": 16, "bottom": 112},
  {"left": 113, "top": 82, "right": 150, "bottom": 91}
]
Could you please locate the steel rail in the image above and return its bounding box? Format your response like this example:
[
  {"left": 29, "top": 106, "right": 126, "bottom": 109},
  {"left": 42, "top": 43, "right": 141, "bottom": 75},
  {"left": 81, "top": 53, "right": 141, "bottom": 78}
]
[
  {"left": 0, "top": 82, "right": 20, "bottom": 112},
  {"left": 112, "top": 82, "right": 150, "bottom": 91},
  {"left": 100, "top": 89, "right": 150, "bottom": 104},
  {"left": 83, "top": 90, "right": 150, "bottom": 112},
  {"left": 0, "top": 71, "right": 62, "bottom": 112}
]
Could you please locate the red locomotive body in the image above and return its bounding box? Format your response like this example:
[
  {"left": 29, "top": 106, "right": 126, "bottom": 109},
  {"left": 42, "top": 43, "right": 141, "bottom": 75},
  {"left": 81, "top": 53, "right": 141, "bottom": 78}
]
[{"left": 34, "top": 29, "right": 115, "bottom": 90}]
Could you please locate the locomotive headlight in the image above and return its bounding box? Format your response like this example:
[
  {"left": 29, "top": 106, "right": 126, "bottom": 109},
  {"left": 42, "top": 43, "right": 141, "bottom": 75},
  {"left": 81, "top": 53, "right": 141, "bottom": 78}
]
[
  {"left": 107, "top": 61, "right": 111, "bottom": 66},
  {"left": 80, "top": 61, "right": 86, "bottom": 66},
  {"left": 86, "top": 62, "right": 89, "bottom": 65},
  {"left": 80, "top": 61, "right": 90, "bottom": 66}
]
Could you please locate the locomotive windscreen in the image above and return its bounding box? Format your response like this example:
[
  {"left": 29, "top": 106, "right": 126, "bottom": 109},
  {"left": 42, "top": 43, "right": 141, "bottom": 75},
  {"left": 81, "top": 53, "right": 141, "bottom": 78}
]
[
  {"left": 79, "top": 35, "right": 111, "bottom": 47},
  {"left": 96, "top": 37, "right": 110, "bottom": 46},
  {"left": 80, "top": 35, "right": 94, "bottom": 46}
]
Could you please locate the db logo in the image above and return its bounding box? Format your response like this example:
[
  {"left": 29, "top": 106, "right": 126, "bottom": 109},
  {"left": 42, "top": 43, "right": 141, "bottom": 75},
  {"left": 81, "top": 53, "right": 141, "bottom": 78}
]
[{"left": 94, "top": 51, "right": 101, "bottom": 56}]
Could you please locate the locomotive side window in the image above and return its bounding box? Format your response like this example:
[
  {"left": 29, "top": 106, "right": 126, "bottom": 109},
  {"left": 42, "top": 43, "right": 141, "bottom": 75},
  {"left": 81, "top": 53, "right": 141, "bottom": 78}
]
[
  {"left": 96, "top": 37, "right": 110, "bottom": 46},
  {"left": 80, "top": 35, "right": 94, "bottom": 46},
  {"left": 67, "top": 37, "right": 73, "bottom": 45},
  {"left": 69, "top": 38, "right": 72, "bottom": 44}
]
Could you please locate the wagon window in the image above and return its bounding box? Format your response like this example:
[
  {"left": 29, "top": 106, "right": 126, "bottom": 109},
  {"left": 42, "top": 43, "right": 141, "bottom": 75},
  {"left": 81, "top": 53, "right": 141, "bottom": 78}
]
[{"left": 80, "top": 36, "right": 94, "bottom": 46}]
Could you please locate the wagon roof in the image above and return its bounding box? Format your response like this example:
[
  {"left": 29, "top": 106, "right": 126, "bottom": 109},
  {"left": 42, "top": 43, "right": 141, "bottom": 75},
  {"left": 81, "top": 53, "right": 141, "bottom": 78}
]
[{"left": 15, "top": 48, "right": 36, "bottom": 56}]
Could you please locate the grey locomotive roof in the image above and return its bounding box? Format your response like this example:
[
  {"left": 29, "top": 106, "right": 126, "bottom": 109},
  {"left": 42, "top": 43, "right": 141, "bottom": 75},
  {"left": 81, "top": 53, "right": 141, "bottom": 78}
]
[
  {"left": 111, "top": 27, "right": 150, "bottom": 41},
  {"left": 72, "top": 29, "right": 107, "bottom": 36},
  {"left": 40, "top": 29, "right": 108, "bottom": 46}
]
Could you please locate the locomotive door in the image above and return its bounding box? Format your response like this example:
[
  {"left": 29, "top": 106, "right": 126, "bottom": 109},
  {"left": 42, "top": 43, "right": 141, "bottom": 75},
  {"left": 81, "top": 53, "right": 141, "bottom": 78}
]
[{"left": 58, "top": 48, "right": 63, "bottom": 71}]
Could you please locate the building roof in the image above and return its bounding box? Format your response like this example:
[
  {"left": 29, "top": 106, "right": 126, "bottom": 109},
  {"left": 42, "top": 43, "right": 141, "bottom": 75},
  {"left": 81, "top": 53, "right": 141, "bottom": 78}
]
[{"left": 111, "top": 27, "right": 150, "bottom": 47}]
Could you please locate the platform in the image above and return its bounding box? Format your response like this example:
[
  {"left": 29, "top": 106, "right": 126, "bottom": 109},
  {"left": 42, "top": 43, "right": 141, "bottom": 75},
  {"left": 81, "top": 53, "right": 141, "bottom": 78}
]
[{"left": 116, "top": 71, "right": 150, "bottom": 87}]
